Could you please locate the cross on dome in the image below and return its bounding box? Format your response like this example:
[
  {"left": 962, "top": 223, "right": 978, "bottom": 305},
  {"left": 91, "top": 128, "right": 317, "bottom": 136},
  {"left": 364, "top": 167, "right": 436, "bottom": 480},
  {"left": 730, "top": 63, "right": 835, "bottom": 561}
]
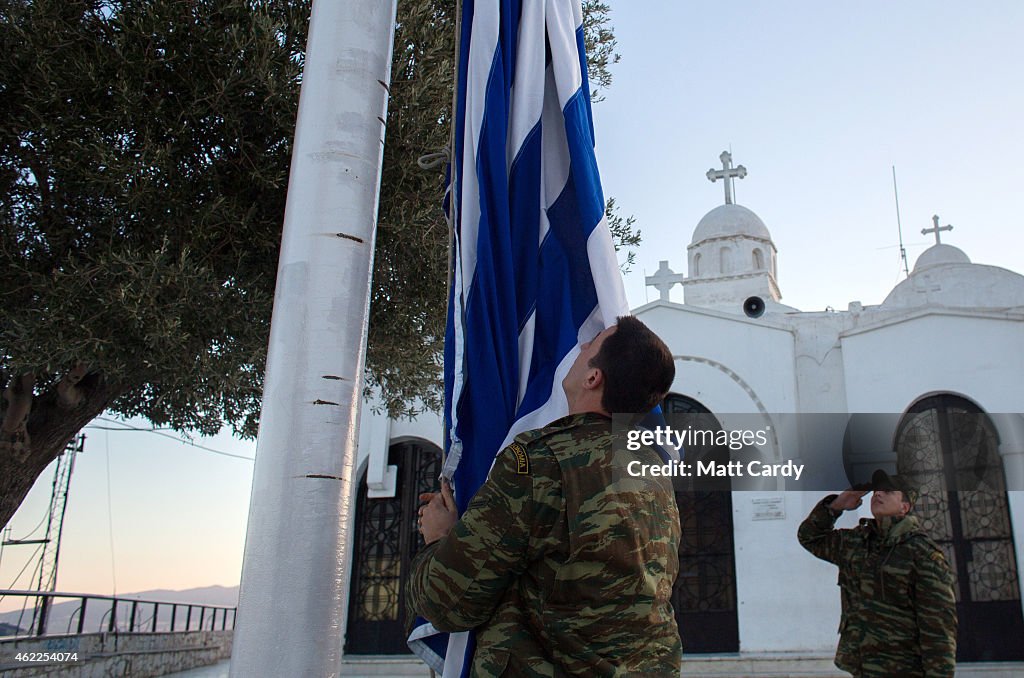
[
  {"left": 706, "top": 151, "right": 747, "bottom": 205},
  {"left": 922, "top": 214, "right": 953, "bottom": 244}
]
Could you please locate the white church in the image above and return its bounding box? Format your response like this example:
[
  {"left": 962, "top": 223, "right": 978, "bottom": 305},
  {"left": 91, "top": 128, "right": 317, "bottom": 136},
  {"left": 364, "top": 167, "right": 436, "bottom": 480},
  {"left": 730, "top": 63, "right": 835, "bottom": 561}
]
[{"left": 337, "top": 153, "right": 1024, "bottom": 675}]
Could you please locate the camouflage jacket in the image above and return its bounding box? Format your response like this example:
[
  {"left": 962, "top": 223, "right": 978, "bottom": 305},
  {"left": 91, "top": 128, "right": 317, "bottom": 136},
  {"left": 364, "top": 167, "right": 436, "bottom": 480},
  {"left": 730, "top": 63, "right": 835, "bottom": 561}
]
[
  {"left": 798, "top": 496, "right": 957, "bottom": 678},
  {"left": 408, "top": 412, "right": 682, "bottom": 677}
]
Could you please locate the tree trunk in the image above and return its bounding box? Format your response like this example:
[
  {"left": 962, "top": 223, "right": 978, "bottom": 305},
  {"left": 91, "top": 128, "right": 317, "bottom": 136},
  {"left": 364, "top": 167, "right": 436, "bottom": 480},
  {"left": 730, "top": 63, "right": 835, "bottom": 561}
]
[{"left": 0, "top": 373, "right": 119, "bottom": 528}]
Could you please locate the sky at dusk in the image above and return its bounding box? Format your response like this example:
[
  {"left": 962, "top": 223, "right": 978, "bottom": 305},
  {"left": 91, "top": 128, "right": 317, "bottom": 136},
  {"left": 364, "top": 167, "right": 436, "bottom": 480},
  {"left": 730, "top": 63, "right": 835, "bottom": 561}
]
[{"left": 2, "top": 1, "right": 1022, "bottom": 608}]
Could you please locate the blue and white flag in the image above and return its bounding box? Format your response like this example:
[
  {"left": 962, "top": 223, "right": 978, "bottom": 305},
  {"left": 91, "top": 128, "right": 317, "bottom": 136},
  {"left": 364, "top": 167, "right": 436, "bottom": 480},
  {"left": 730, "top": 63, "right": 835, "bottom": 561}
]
[{"left": 407, "top": 0, "right": 628, "bottom": 674}]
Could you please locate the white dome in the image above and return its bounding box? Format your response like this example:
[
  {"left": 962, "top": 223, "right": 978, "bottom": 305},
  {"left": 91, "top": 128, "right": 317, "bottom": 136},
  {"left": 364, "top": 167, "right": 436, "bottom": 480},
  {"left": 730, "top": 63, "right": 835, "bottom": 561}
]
[
  {"left": 692, "top": 204, "right": 771, "bottom": 245},
  {"left": 913, "top": 244, "right": 971, "bottom": 272},
  {"left": 882, "top": 262, "right": 1024, "bottom": 310}
]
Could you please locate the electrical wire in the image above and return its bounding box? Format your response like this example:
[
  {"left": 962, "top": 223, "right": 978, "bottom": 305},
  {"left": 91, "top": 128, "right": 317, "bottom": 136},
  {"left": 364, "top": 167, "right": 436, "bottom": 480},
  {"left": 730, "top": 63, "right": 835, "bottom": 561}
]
[
  {"left": 86, "top": 425, "right": 174, "bottom": 431},
  {"left": 5, "top": 508, "right": 50, "bottom": 543},
  {"left": 1, "top": 542, "right": 44, "bottom": 594},
  {"left": 89, "top": 416, "right": 254, "bottom": 461}
]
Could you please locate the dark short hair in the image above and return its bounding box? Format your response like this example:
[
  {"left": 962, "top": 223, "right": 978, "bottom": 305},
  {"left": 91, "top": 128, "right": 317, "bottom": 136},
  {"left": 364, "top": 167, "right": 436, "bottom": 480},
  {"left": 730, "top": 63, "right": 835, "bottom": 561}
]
[{"left": 589, "top": 315, "right": 675, "bottom": 414}]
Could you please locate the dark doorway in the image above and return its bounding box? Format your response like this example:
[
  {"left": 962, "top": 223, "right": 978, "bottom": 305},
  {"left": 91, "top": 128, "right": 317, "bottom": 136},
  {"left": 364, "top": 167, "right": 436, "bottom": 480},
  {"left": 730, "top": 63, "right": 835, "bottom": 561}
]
[
  {"left": 345, "top": 440, "right": 441, "bottom": 654},
  {"left": 663, "top": 395, "right": 739, "bottom": 653},
  {"left": 896, "top": 395, "right": 1024, "bottom": 661}
]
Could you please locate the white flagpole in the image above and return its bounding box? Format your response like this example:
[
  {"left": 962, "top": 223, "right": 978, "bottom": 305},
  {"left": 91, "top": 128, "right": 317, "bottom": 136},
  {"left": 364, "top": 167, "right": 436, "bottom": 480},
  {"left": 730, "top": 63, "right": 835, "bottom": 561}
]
[{"left": 230, "top": 1, "right": 397, "bottom": 675}]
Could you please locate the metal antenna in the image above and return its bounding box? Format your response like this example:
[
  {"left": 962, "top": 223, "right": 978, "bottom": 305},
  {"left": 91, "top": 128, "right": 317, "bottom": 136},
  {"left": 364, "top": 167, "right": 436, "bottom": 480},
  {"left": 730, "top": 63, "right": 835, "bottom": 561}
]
[
  {"left": 892, "top": 166, "right": 910, "bottom": 278},
  {"left": 2, "top": 435, "right": 83, "bottom": 634}
]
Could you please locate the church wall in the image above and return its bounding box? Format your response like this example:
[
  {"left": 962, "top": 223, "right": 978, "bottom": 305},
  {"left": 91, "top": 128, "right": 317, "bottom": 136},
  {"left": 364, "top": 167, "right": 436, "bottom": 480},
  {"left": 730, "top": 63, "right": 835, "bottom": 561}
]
[
  {"left": 635, "top": 303, "right": 798, "bottom": 414},
  {"left": 760, "top": 311, "right": 871, "bottom": 652},
  {"left": 354, "top": 404, "right": 389, "bottom": 471},
  {"left": 790, "top": 313, "right": 850, "bottom": 414},
  {"left": 388, "top": 409, "right": 445, "bottom": 448},
  {"left": 353, "top": 402, "right": 444, "bottom": 474},
  {"left": 839, "top": 312, "right": 1023, "bottom": 416},
  {"left": 729, "top": 382, "right": 862, "bottom": 653},
  {"left": 683, "top": 275, "right": 779, "bottom": 309},
  {"left": 636, "top": 303, "right": 853, "bottom": 652},
  {"left": 728, "top": 491, "right": 846, "bottom": 653}
]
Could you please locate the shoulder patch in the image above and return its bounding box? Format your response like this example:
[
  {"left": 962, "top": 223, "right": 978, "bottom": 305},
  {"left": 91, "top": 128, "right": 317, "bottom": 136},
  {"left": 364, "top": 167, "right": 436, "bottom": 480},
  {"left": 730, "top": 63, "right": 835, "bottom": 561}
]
[
  {"left": 930, "top": 550, "right": 947, "bottom": 565},
  {"left": 508, "top": 442, "right": 530, "bottom": 475}
]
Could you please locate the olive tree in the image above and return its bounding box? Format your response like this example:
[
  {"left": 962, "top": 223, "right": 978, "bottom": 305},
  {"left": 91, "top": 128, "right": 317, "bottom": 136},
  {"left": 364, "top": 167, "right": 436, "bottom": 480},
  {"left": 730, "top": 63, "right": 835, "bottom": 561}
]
[{"left": 0, "top": 0, "right": 632, "bottom": 526}]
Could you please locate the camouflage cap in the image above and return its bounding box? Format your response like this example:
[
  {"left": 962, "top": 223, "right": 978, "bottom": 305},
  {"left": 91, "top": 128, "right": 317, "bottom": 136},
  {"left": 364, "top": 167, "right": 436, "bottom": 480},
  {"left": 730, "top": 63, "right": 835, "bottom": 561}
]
[{"left": 870, "top": 469, "right": 919, "bottom": 507}]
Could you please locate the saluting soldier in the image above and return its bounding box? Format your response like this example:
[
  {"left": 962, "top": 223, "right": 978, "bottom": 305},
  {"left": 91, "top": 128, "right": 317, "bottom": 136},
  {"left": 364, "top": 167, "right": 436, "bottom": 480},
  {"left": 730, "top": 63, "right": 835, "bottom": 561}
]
[
  {"left": 799, "top": 469, "right": 958, "bottom": 677},
  {"left": 409, "top": 315, "right": 682, "bottom": 676}
]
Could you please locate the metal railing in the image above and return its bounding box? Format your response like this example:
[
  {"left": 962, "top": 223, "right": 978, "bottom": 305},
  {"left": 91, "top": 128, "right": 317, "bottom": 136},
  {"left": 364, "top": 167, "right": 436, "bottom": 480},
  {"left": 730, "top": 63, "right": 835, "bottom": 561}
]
[{"left": 0, "top": 590, "right": 236, "bottom": 638}]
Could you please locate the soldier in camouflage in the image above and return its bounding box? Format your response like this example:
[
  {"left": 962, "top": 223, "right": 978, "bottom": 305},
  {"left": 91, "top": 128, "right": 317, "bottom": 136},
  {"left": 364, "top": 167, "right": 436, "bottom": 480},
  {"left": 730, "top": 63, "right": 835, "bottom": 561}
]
[
  {"left": 408, "top": 315, "right": 682, "bottom": 676},
  {"left": 798, "top": 469, "right": 958, "bottom": 677}
]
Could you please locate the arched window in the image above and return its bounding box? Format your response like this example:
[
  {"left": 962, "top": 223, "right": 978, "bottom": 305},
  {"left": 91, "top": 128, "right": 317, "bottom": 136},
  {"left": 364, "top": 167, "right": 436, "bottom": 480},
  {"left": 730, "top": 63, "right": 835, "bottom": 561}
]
[
  {"left": 752, "top": 248, "right": 764, "bottom": 270},
  {"left": 661, "top": 394, "right": 738, "bottom": 653},
  {"left": 692, "top": 253, "right": 701, "bottom": 278},
  {"left": 346, "top": 440, "right": 441, "bottom": 654},
  {"left": 719, "top": 247, "right": 732, "bottom": 274},
  {"left": 896, "top": 395, "right": 1024, "bottom": 661}
]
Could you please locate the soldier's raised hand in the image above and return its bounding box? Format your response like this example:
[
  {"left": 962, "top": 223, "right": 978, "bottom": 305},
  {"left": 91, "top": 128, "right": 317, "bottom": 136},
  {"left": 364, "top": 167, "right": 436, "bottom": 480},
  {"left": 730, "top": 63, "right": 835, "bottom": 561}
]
[{"left": 830, "top": 488, "right": 869, "bottom": 512}]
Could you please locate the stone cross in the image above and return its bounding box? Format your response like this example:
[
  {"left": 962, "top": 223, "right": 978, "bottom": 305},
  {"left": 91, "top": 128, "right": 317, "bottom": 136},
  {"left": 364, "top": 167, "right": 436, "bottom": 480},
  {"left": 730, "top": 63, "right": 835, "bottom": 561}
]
[
  {"left": 706, "top": 151, "right": 747, "bottom": 205},
  {"left": 645, "top": 260, "right": 685, "bottom": 301},
  {"left": 921, "top": 214, "right": 953, "bottom": 244}
]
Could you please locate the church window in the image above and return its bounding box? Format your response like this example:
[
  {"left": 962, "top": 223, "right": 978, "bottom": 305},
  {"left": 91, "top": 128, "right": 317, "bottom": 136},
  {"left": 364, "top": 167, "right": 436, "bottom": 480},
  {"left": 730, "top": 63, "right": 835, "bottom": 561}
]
[
  {"left": 752, "top": 248, "right": 764, "bottom": 270},
  {"left": 895, "top": 395, "right": 1024, "bottom": 660},
  {"left": 692, "top": 253, "right": 701, "bottom": 277},
  {"left": 719, "top": 247, "right": 732, "bottom": 274}
]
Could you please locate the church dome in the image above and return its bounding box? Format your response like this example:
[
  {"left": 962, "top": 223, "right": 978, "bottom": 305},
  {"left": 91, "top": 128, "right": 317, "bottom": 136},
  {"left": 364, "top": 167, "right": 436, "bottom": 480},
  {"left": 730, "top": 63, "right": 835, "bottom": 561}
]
[
  {"left": 691, "top": 204, "right": 771, "bottom": 245},
  {"left": 913, "top": 244, "right": 971, "bottom": 272},
  {"left": 882, "top": 260, "right": 1024, "bottom": 310}
]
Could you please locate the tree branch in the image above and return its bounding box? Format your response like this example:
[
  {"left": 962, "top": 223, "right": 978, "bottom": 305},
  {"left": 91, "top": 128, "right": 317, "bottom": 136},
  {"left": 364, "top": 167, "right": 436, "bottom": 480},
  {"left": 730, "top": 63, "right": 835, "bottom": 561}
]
[
  {"left": 2, "top": 374, "right": 35, "bottom": 461},
  {"left": 56, "top": 362, "right": 90, "bottom": 409}
]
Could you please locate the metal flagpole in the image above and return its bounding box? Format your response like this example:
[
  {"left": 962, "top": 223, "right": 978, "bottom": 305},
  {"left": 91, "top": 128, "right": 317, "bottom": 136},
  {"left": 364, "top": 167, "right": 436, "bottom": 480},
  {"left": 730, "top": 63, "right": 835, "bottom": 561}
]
[{"left": 230, "top": 1, "right": 398, "bottom": 675}]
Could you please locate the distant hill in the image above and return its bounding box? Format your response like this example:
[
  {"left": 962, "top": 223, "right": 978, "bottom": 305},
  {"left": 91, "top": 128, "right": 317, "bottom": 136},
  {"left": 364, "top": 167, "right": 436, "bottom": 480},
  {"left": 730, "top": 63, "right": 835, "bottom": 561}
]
[
  {"left": 0, "top": 621, "right": 23, "bottom": 636},
  {"left": 117, "top": 585, "right": 239, "bottom": 608},
  {"left": 0, "top": 585, "right": 238, "bottom": 635}
]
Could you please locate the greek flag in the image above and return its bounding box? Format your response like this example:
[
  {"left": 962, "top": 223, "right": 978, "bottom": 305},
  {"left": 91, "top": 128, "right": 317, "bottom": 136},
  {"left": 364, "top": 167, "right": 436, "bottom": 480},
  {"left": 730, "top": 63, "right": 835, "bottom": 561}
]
[{"left": 407, "top": 0, "right": 628, "bottom": 674}]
